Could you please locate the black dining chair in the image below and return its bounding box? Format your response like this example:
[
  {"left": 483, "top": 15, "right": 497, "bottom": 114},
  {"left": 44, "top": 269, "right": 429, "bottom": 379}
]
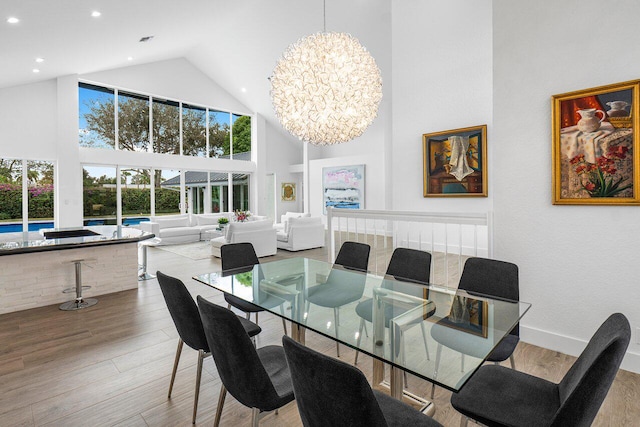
[
  {"left": 282, "top": 335, "right": 443, "bottom": 427},
  {"left": 451, "top": 313, "right": 631, "bottom": 427},
  {"left": 156, "top": 271, "right": 261, "bottom": 424},
  {"left": 305, "top": 241, "right": 371, "bottom": 356},
  {"left": 430, "top": 257, "right": 519, "bottom": 398},
  {"left": 196, "top": 295, "right": 295, "bottom": 426},
  {"left": 354, "top": 247, "right": 434, "bottom": 366},
  {"left": 221, "top": 242, "right": 288, "bottom": 335}
]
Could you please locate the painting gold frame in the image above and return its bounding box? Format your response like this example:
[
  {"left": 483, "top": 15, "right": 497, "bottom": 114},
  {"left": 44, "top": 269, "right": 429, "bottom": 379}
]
[
  {"left": 552, "top": 80, "right": 640, "bottom": 205},
  {"left": 281, "top": 182, "right": 296, "bottom": 202},
  {"left": 422, "top": 125, "right": 488, "bottom": 197}
]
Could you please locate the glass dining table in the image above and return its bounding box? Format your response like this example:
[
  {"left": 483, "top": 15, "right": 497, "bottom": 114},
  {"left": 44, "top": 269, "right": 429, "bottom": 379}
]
[{"left": 193, "top": 257, "right": 531, "bottom": 415}]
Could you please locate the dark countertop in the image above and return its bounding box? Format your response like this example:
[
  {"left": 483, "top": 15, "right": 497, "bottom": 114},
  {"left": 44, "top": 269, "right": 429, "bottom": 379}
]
[{"left": 0, "top": 226, "right": 155, "bottom": 256}]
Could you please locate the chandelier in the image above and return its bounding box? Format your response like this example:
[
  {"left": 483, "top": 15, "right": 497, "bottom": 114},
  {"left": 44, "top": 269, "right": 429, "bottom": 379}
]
[{"left": 270, "top": 26, "right": 382, "bottom": 145}]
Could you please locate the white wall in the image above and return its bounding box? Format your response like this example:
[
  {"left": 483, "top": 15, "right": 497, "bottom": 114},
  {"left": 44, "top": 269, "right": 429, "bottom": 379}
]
[
  {"left": 493, "top": 0, "right": 640, "bottom": 371},
  {"left": 391, "top": 0, "right": 493, "bottom": 214},
  {"left": 0, "top": 80, "right": 57, "bottom": 160}
]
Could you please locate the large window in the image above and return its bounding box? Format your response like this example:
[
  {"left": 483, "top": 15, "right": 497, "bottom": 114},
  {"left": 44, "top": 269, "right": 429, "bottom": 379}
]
[
  {"left": 118, "top": 91, "right": 149, "bottom": 152},
  {"left": 121, "top": 168, "right": 151, "bottom": 223},
  {"left": 156, "top": 169, "right": 182, "bottom": 215},
  {"left": 83, "top": 166, "right": 117, "bottom": 224},
  {"left": 183, "top": 104, "right": 207, "bottom": 157},
  {"left": 79, "top": 83, "right": 115, "bottom": 149},
  {"left": 0, "top": 158, "right": 54, "bottom": 232},
  {"left": 78, "top": 82, "right": 252, "bottom": 158}
]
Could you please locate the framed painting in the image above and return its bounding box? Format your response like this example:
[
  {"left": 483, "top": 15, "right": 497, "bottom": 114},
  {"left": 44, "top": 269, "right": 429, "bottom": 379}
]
[
  {"left": 431, "top": 295, "right": 488, "bottom": 338},
  {"left": 322, "top": 164, "right": 365, "bottom": 214},
  {"left": 423, "top": 125, "right": 487, "bottom": 197},
  {"left": 552, "top": 80, "right": 640, "bottom": 204},
  {"left": 281, "top": 182, "right": 296, "bottom": 201}
]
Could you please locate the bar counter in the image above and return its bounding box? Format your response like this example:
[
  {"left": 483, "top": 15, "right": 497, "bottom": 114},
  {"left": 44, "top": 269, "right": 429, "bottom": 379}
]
[{"left": 0, "top": 226, "right": 155, "bottom": 314}]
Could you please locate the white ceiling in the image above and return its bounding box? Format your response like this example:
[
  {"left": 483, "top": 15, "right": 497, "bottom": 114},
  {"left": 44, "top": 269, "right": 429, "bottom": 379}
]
[{"left": 0, "top": 0, "right": 385, "bottom": 138}]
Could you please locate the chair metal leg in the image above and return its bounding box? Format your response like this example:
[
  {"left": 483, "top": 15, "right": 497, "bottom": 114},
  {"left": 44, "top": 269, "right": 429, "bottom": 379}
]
[
  {"left": 363, "top": 320, "right": 369, "bottom": 337},
  {"left": 246, "top": 312, "right": 250, "bottom": 320},
  {"left": 227, "top": 303, "right": 231, "bottom": 309},
  {"left": 460, "top": 415, "right": 469, "bottom": 427},
  {"left": 251, "top": 407, "right": 260, "bottom": 427},
  {"left": 255, "top": 311, "right": 259, "bottom": 325},
  {"left": 510, "top": 354, "right": 516, "bottom": 369},
  {"left": 354, "top": 318, "right": 365, "bottom": 365},
  {"left": 168, "top": 339, "right": 183, "bottom": 398},
  {"left": 461, "top": 353, "right": 465, "bottom": 372},
  {"left": 214, "top": 384, "right": 227, "bottom": 427},
  {"left": 279, "top": 305, "right": 288, "bottom": 336},
  {"left": 419, "top": 321, "right": 431, "bottom": 360},
  {"left": 333, "top": 307, "right": 340, "bottom": 357},
  {"left": 192, "top": 349, "right": 205, "bottom": 424},
  {"left": 431, "top": 343, "right": 443, "bottom": 399}
]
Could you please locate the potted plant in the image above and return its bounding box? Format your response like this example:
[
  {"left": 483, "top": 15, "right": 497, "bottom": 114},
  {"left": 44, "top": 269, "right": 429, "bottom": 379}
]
[{"left": 217, "top": 217, "right": 229, "bottom": 228}]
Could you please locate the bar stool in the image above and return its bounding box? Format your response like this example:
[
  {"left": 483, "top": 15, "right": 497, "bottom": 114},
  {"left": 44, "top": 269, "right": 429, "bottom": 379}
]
[
  {"left": 138, "top": 238, "right": 161, "bottom": 281},
  {"left": 60, "top": 259, "right": 97, "bottom": 311}
]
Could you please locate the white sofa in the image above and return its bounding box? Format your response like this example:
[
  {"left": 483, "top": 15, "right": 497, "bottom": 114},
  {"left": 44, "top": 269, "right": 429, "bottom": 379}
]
[
  {"left": 274, "top": 212, "right": 310, "bottom": 232},
  {"left": 210, "top": 219, "right": 277, "bottom": 258},
  {"left": 139, "top": 213, "right": 232, "bottom": 245},
  {"left": 276, "top": 216, "right": 325, "bottom": 251}
]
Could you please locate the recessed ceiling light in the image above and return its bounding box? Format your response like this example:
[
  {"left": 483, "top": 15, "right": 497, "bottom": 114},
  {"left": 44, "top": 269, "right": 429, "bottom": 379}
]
[
  {"left": 35, "top": 57, "right": 44, "bottom": 63},
  {"left": 127, "top": 56, "right": 133, "bottom": 61},
  {"left": 241, "top": 87, "right": 247, "bottom": 93},
  {"left": 7, "top": 17, "right": 19, "bottom": 24},
  {"left": 91, "top": 11, "right": 101, "bottom": 18},
  {"left": 32, "top": 69, "right": 40, "bottom": 73}
]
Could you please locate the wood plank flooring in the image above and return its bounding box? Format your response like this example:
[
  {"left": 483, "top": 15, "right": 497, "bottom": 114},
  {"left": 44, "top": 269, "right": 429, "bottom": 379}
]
[{"left": 0, "top": 244, "right": 638, "bottom": 426}]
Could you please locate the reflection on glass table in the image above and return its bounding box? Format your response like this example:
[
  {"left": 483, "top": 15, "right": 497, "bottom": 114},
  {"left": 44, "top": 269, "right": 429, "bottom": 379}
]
[{"left": 193, "top": 257, "right": 531, "bottom": 414}]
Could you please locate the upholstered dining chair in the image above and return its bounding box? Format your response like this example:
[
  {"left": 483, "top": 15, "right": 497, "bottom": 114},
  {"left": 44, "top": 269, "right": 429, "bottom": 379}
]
[
  {"left": 430, "top": 257, "right": 519, "bottom": 398},
  {"left": 451, "top": 313, "right": 631, "bottom": 427},
  {"left": 156, "top": 271, "right": 261, "bottom": 424},
  {"left": 221, "top": 242, "right": 288, "bottom": 335},
  {"left": 305, "top": 241, "right": 371, "bottom": 356},
  {"left": 353, "top": 247, "right": 434, "bottom": 368},
  {"left": 282, "top": 335, "right": 443, "bottom": 427},
  {"left": 196, "top": 296, "right": 295, "bottom": 427}
]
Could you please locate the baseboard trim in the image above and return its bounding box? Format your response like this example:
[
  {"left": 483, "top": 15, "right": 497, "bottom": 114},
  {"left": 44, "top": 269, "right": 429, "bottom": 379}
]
[{"left": 521, "top": 325, "right": 640, "bottom": 374}]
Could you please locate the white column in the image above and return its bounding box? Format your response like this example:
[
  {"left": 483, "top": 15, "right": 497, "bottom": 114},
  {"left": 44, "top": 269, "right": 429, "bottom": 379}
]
[{"left": 55, "top": 75, "right": 83, "bottom": 228}]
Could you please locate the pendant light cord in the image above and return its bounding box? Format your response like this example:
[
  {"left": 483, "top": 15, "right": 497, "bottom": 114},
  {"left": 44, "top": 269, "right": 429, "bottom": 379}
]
[{"left": 323, "top": 0, "right": 326, "bottom": 32}]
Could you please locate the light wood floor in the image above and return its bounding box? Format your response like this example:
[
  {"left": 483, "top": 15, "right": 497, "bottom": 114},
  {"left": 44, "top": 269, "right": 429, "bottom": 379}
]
[{"left": 1, "top": 245, "right": 638, "bottom": 426}]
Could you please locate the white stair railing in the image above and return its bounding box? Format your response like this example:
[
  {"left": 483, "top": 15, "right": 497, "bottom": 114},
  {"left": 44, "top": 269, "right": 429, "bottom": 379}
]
[{"left": 326, "top": 208, "right": 492, "bottom": 287}]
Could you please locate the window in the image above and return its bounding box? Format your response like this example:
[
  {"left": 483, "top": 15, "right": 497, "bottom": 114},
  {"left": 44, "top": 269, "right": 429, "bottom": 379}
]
[
  {"left": 209, "top": 110, "right": 230, "bottom": 158},
  {"left": 152, "top": 99, "right": 180, "bottom": 154},
  {"left": 118, "top": 91, "right": 149, "bottom": 152},
  {"left": 183, "top": 104, "right": 207, "bottom": 157},
  {"left": 79, "top": 83, "right": 115, "bottom": 149},
  {"left": 0, "top": 158, "right": 54, "bottom": 233},
  {"left": 232, "top": 114, "right": 251, "bottom": 161},
  {"left": 78, "top": 82, "right": 253, "bottom": 160},
  {"left": 82, "top": 166, "right": 117, "bottom": 224},
  {"left": 155, "top": 169, "right": 182, "bottom": 215},
  {"left": 121, "top": 168, "right": 151, "bottom": 224}
]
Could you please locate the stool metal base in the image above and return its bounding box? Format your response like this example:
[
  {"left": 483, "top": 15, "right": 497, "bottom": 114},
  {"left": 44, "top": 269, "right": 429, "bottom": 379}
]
[
  {"left": 60, "top": 298, "right": 98, "bottom": 311},
  {"left": 138, "top": 271, "right": 156, "bottom": 281}
]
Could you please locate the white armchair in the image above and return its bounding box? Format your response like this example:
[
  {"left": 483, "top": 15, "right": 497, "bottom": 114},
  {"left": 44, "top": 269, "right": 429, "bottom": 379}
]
[
  {"left": 210, "top": 219, "right": 277, "bottom": 258},
  {"left": 274, "top": 211, "right": 310, "bottom": 232},
  {"left": 276, "top": 216, "right": 325, "bottom": 251}
]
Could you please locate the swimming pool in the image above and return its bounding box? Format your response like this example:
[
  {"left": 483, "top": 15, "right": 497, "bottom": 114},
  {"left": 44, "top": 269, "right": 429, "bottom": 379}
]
[{"left": 0, "top": 218, "right": 149, "bottom": 233}]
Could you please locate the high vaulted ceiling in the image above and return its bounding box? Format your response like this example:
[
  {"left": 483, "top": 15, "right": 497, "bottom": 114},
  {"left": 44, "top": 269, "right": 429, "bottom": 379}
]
[{"left": 1, "top": 0, "right": 387, "bottom": 139}]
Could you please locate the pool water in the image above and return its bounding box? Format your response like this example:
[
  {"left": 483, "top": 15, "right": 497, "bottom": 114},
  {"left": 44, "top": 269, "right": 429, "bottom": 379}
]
[{"left": 0, "top": 218, "right": 149, "bottom": 233}]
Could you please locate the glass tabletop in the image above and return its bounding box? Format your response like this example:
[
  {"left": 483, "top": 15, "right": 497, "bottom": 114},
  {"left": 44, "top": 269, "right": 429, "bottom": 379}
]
[{"left": 193, "top": 257, "right": 531, "bottom": 392}]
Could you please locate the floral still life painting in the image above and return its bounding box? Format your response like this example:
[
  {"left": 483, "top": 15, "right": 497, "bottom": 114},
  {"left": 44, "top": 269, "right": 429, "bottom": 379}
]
[{"left": 552, "top": 80, "right": 640, "bottom": 205}]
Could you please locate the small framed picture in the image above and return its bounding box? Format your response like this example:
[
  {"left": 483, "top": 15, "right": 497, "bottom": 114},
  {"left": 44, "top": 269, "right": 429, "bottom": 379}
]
[
  {"left": 423, "top": 125, "right": 487, "bottom": 197},
  {"left": 281, "top": 182, "right": 296, "bottom": 201},
  {"left": 552, "top": 80, "right": 640, "bottom": 204}
]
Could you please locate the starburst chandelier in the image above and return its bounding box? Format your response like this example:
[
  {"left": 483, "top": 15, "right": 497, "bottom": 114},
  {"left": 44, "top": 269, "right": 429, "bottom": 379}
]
[{"left": 270, "top": 3, "right": 382, "bottom": 146}]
